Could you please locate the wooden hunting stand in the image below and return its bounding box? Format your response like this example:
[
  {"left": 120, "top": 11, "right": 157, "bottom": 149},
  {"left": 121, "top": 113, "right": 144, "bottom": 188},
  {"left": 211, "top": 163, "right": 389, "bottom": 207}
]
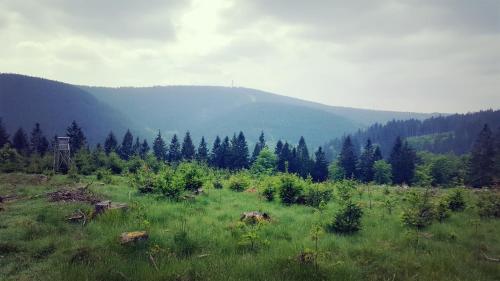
[{"left": 54, "top": 136, "right": 71, "bottom": 172}]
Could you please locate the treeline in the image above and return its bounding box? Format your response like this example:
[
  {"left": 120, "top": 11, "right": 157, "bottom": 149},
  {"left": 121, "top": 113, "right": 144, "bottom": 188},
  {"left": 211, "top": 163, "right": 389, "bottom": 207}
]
[
  {"left": 0, "top": 119, "right": 330, "bottom": 182},
  {"left": 1, "top": 118, "right": 499, "bottom": 187},
  {"left": 324, "top": 109, "right": 500, "bottom": 159}
]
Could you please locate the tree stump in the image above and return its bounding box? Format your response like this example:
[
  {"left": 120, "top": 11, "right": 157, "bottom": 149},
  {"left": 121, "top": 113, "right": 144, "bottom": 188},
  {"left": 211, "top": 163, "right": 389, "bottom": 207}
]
[
  {"left": 240, "top": 211, "right": 271, "bottom": 224},
  {"left": 94, "top": 200, "right": 111, "bottom": 215},
  {"left": 120, "top": 231, "right": 148, "bottom": 244}
]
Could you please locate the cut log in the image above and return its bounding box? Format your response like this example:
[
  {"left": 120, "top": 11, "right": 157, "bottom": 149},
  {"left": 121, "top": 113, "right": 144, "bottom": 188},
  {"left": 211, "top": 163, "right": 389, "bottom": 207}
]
[
  {"left": 240, "top": 211, "right": 271, "bottom": 224},
  {"left": 120, "top": 231, "right": 148, "bottom": 244},
  {"left": 94, "top": 200, "right": 111, "bottom": 215}
]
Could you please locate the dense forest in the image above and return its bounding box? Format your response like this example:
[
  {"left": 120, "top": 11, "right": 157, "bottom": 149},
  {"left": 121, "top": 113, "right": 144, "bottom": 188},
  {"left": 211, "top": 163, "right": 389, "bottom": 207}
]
[{"left": 324, "top": 109, "right": 500, "bottom": 160}]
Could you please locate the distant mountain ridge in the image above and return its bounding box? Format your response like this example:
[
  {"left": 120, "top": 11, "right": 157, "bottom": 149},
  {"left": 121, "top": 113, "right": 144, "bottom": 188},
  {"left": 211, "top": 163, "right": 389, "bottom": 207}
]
[{"left": 1, "top": 73, "right": 436, "bottom": 148}]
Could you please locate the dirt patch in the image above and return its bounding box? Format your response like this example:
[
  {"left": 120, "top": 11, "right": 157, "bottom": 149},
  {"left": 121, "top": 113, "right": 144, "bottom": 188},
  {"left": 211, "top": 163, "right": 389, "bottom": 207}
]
[{"left": 47, "top": 187, "right": 102, "bottom": 204}]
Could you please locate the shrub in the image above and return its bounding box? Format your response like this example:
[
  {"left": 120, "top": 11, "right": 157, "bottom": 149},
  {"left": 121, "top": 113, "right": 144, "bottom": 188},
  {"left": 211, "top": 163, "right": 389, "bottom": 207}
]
[
  {"left": 373, "top": 160, "right": 392, "bottom": 185},
  {"left": 96, "top": 169, "right": 113, "bottom": 184},
  {"left": 127, "top": 155, "right": 144, "bottom": 174},
  {"left": 154, "top": 166, "right": 182, "bottom": 200},
  {"left": 106, "top": 152, "right": 125, "bottom": 174},
  {"left": 262, "top": 185, "right": 276, "bottom": 201},
  {"left": 447, "top": 189, "right": 466, "bottom": 212},
  {"left": 335, "top": 180, "right": 356, "bottom": 202},
  {"left": 67, "top": 164, "right": 80, "bottom": 182},
  {"left": 0, "top": 144, "right": 24, "bottom": 172},
  {"left": 327, "top": 201, "right": 363, "bottom": 234},
  {"left": 213, "top": 180, "right": 223, "bottom": 189},
  {"left": 228, "top": 174, "right": 250, "bottom": 192},
  {"left": 175, "top": 162, "right": 204, "bottom": 192},
  {"left": 435, "top": 200, "right": 450, "bottom": 222},
  {"left": 304, "top": 183, "right": 332, "bottom": 208},
  {"left": 401, "top": 190, "right": 435, "bottom": 230},
  {"left": 278, "top": 174, "right": 304, "bottom": 205},
  {"left": 476, "top": 192, "right": 500, "bottom": 218},
  {"left": 74, "top": 149, "right": 95, "bottom": 175}
]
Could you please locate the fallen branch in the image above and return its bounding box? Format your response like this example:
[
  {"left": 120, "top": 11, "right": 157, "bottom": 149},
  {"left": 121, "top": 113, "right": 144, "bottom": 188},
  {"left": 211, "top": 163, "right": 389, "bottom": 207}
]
[
  {"left": 482, "top": 252, "right": 500, "bottom": 262},
  {"left": 149, "top": 253, "right": 159, "bottom": 271}
]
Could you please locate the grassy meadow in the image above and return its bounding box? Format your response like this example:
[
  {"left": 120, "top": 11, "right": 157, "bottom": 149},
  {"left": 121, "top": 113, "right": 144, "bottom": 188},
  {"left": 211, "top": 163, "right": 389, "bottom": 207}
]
[{"left": 0, "top": 172, "right": 499, "bottom": 281}]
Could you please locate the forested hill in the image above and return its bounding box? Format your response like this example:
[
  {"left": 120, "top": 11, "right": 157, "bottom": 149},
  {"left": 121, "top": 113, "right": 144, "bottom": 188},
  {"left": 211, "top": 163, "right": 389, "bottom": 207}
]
[
  {"left": 324, "top": 109, "right": 500, "bottom": 160},
  {"left": 1, "top": 73, "right": 435, "bottom": 148}
]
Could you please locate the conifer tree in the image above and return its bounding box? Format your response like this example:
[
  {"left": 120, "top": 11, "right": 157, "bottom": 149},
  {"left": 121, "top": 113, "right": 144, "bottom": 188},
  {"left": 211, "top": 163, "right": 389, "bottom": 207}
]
[
  {"left": 277, "top": 142, "right": 291, "bottom": 172},
  {"left": 132, "top": 137, "right": 141, "bottom": 156},
  {"left": 167, "top": 134, "right": 181, "bottom": 163},
  {"left": 251, "top": 131, "right": 266, "bottom": 163},
  {"left": 12, "top": 127, "right": 30, "bottom": 156},
  {"left": 468, "top": 124, "right": 495, "bottom": 187},
  {"left": 210, "top": 136, "right": 222, "bottom": 167},
  {"left": 233, "top": 131, "right": 249, "bottom": 169},
  {"left": 119, "top": 129, "right": 134, "bottom": 160},
  {"left": 389, "top": 137, "right": 416, "bottom": 185},
  {"left": 312, "top": 146, "right": 328, "bottom": 182},
  {"left": 221, "top": 136, "right": 232, "bottom": 169},
  {"left": 30, "top": 123, "right": 49, "bottom": 156},
  {"left": 104, "top": 131, "right": 118, "bottom": 155},
  {"left": 152, "top": 131, "right": 166, "bottom": 161},
  {"left": 197, "top": 137, "right": 208, "bottom": 162},
  {"left": 181, "top": 131, "right": 195, "bottom": 160},
  {"left": 0, "top": 118, "right": 9, "bottom": 148},
  {"left": 66, "top": 121, "right": 86, "bottom": 154},
  {"left": 140, "top": 139, "right": 150, "bottom": 159},
  {"left": 358, "top": 139, "right": 375, "bottom": 183},
  {"left": 296, "top": 136, "right": 311, "bottom": 178},
  {"left": 373, "top": 146, "right": 383, "bottom": 161},
  {"left": 289, "top": 147, "right": 299, "bottom": 174},
  {"left": 494, "top": 127, "right": 500, "bottom": 185},
  {"left": 275, "top": 140, "right": 283, "bottom": 156},
  {"left": 339, "top": 136, "right": 358, "bottom": 179}
]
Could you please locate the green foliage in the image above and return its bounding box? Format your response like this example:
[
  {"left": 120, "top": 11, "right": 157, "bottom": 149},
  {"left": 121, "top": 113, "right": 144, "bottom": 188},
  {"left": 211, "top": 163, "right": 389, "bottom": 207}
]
[
  {"left": 327, "top": 201, "right": 363, "bottom": 234},
  {"left": 25, "top": 154, "right": 53, "bottom": 174},
  {"left": 401, "top": 189, "right": 435, "bottom": 230},
  {"left": 468, "top": 124, "right": 495, "bottom": 188},
  {"left": 373, "top": 160, "right": 392, "bottom": 185},
  {"left": 334, "top": 180, "right": 356, "bottom": 202},
  {"left": 74, "top": 149, "right": 95, "bottom": 175},
  {"left": 96, "top": 169, "right": 112, "bottom": 184},
  {"left": 154, "top": 165, "right": 182, "bottom": 200},
  {"left": 447, "top": 189, "right": 466, "bottom": 212},
  {"left": 476, "top": 192, "right": 500, "bottom": 218},
  {"left": 435, "top": 199, "right": 450, "bottom": 223},
  {"left": 127, "top": 155, "right": 144, "bottom": 174},
  {"left": 213, "top": 179, "right": 223, "bottom": 189},
  {"left": 304, "top": 183, "right": 332, "bottom": 208},
  {"left": 0, "top": 143, "right": 24, "bottom": 172},
  {"left": 338, "top": 136, "right": 357, "bottom": 179},
  {"left": 278, "top": 173, "right": 304, "bottom": 205},
  {"left": 384, "top": 196, "right": 397, "bottom": 215},
  {"left": 250, "top": 147, "right": 277, "bottom": 176},
  {"left": 228, "top": 173, "right": 250, "bottom": 192},
  {"left": 414, "top": 164, "right": 432, "bottom": 187},
  {"left": 175, "top": 162, "right": 204, "bottom": 191},
  {"left": 106, "top": 152, "right": 125, "bottom": 174},
  {"left": 328, "top": 161, "right": 345, "bottom": 181},
  {"left": 172, "top": 230, "right": 198, "bottom": 258},
  {"left": 67, "top": 164, "right": 80, "bottom": 182}
]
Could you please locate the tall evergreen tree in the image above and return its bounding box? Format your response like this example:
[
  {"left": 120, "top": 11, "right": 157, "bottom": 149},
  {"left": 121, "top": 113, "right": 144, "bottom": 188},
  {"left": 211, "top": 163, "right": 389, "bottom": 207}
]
[
  {"left": 277, "top": 142, "right": 291, "bottom": 172},
  {"left": 210, "top": 136, "right": 222, "bottom": 167},
  {"left": 167, "top": 134, "right": 181, "bottom": 162},
  {"left": 132, "top": 137, "right": 141, "bottom": 156},
  {"left": 233, "top": 131, "right": 249, "bottom": 169},
  {"left": 494, "top": 127, "right": 500, "bottom": 185},
  {"left": 66, "top": 121, "right": 86, "bottom": 154},
  {"left": 140, "top": 139, "right": 150, "bottom": 159},
  {"left": 152, "top": 131, "right": 166, "bottom": 161},
  {"left": 389, "top": 137, "right": 416, "bottom": 185},
  {"left": 12, "top": 127, "right": 30, "bottom": 156},
  {"left": 104, "top": 131, "right": 118, "bottom": 155},
  {"left": 295, "top": 137, "right": 311, "bottom": 177},
  {"left": 468, "top": 124, "right": 495, "bottom": 187},
  {"left": 30, "top": 123, "right": 49, "bottom": 156},
  {"left": 358, "top": 139, "right": 375, "bottom": 183},
  {"left": 0, "top": 118, "right": 9, "bottom": 148},
  {"left": 220, "top": 136, "right": 231, "bottom": 169},
  {"left": 251, "top": 131, "right": 266, "bottom": 163},
  {"left": 197, "top": 137, "right": 208, "bottom": 162},
  {"left": 373, "top": 146, "right": 383, "bottom": 162},
  {"left": 338, "top": 136, "right": 358, "bottom": 179},
  {"left": 275, "top": 140, "right": 283, "bottom": 156},
  {"left": 119, "top": 129, "right": 134, "bottom": 160},
  {"left": 181, "top": 131, "right": 195, "bottom": 160},
  {"left": 289, "top": 147, "right": 299, "bottom": 174},
  {"left": 312, "top": 146, "right": 328, "bottom": 182}
]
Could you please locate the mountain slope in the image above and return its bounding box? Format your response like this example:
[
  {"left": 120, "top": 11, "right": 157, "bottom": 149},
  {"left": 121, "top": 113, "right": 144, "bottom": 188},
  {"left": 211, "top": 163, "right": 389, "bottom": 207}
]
[{"left": 0, "top": 74, "right": 132, "bottom": 144}]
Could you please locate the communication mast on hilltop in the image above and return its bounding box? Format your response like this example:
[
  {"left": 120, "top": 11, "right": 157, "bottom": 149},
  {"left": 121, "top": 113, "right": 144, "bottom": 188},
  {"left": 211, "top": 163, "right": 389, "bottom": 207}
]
[{"left": 54, "top": 136, "right": 71, "bottom": 172}]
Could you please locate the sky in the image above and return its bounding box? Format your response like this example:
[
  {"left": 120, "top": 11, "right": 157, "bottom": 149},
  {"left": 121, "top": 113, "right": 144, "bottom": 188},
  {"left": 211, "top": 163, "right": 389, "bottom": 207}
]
[{"left": 0, "top": 0, "right": 499, "bottom": 113}]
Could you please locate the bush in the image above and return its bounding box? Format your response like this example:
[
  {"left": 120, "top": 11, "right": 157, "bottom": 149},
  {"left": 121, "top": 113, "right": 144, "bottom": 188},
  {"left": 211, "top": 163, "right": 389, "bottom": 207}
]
[
  {"left": 106, "top": 152, "right": 125, "bottom": 174},
  {"left": 373, "top": 160, "right": 392, "bottom": 185},
  {"left": 304, "top": 183, "right": 332, "bottom": 208},
  {"left": 155, "top": 166, "right": 182, "bottom": 200},
  {"left": 401, "top": 190, "right": 435, "bottom": 230},
  {"left": 127, "top": 155, "right": 144, "bottom": 174},
  {"left": 262, "top": 185, "right": 276, "bottom": 201},
  {"left": 327, "top": 201, "right": 363, "bottom": 234},
  {"left": 435, "top": 200, "right": 450, "bottom": 222},
  {"left": 447, "top": 189, "right": 466, "bottom": 212},
  {"left": 175, "top": 162, "right": 204, "bottom": 192},
  {"left": 96, "top": 169, "right": 113, "bottom": 184},
  {"left": 228, "top": 174, "right": 250, "bottom": 192},
  {"left": 335, "top": 180, "right": 356, "bottom": 202},
  {"left": 0, "top": 144, "right": 24, "bottom": 172},
  {"left": 278, "top": 174, "right": 304, "bottom": 205},
  {"left": 74, "top": 149, "right": 95, "bottom": 175},
  {"left": 67, "top": 164, "right": 80, "bottom": 182},
  {"left": 213, "top": 180, "right": 223, "bottom": 189},
  {"left": 476, "top": 192, "right": 500, "bottom": 218}
]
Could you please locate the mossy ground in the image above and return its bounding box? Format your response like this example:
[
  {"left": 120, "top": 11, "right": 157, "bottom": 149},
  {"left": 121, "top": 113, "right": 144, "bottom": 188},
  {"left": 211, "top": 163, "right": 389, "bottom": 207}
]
[{"left": 0, "top": 173, "right": 499, "bottom": 281}]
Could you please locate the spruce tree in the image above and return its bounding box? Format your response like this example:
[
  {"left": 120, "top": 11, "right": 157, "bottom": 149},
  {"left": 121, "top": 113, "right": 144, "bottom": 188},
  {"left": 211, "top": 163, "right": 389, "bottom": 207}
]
[
  {"left": 221, "top": 136, "right": 232, "bottom": 169},
  {"left": 181, "top": 131, "right": 195, "bottom": 160},
  {"left": 119, "top": 129, "right": 134, "bottom": 160},
  {"left": 66, "top": 121, "right": 86, "bottom": 154},
  {"left": 277, "top": 142, "right": 291, "bottom": 172},
  {"left": 104, "top": 131, "right": 118, "bottom": 155},
  {"left": 140, "top": 139, "right": 150, "bottom": 159},
  {"left": 389, "top": 137, "right": 416, "bottom": 185},
  {"left": 312, "top": 146, "right": 328, "bottom": 182},
  {"left": 0, "top": 118, "right": 9, "bottom": 148},
  {"left": 251, "top": 131, "right": 266, "bottom": 163},
  {"left": 468, "top": 124, "right": 495, "bottom": 187},
  {"left": 494, "top": 127, "right": 500, "bottom": 185},
  {"left": 167, "top": 134, "right": 181, "bottom": 163},
  {"left": 210, "top": 136, "right": 222, "bottom": 167},
  {"left": 358, "top": 139, "right": 375, "bottom": 183},
  {"left": 275, "top": 140, "right": 283, "bottom": 156},
  {"left": 12, "top": 127, "right": 30, "bottom": 156},
  {"left": 338, "top": 136, "right": 358, "bottom": 179},
  {"left": 152, "top": 131, "right": 166, "bottom": 161},
  {"left": 197, "top": 137, "right": 208, "bottom": 162},
  {"left": 30, "top": 123, "right": 49, "bottom": 156},
  {"left": 132, "top": 137, "right": 141, "bottom": 156},
  {"left": 296, "top": 136, "right": 311, "bottom": 178},
  {"left": 373, "top": 146, "right": 383, "bottom": 161},
  {"left": 289, "top": 147, "right": 299, "bottom": 174},
  {"left": 234, "top": 131, "right": 249, "bottom": 169}
]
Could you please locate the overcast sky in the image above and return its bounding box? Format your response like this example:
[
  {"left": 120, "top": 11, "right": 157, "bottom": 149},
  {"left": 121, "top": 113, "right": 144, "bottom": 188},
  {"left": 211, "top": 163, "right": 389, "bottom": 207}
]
[{"left": 1, "top": 0, "right": 499, "bottom": 113}]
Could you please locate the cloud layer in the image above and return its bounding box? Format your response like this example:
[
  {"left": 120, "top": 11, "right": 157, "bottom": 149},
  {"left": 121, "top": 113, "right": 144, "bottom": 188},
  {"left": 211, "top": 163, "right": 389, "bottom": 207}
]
[{"left": 1, "top": 0, "right": 499, "bottom": 113}]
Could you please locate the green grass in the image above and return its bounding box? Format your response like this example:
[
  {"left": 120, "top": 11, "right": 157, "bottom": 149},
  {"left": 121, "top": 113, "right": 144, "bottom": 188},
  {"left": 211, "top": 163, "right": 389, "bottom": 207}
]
[{"left": 0, "top": 173, "right": 499, "bottom": 281}]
